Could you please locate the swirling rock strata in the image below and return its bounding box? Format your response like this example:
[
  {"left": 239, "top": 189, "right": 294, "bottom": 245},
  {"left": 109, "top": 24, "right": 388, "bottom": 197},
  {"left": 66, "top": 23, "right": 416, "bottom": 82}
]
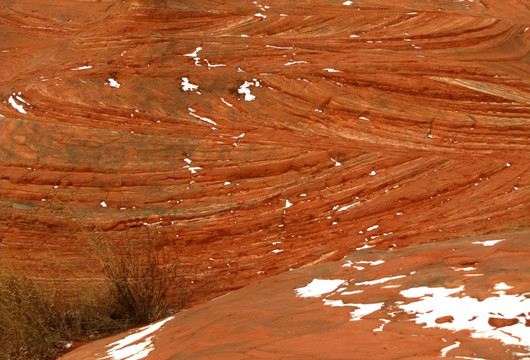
[{"left": 0, "top": 0, "right": 529, "bottom": 300}]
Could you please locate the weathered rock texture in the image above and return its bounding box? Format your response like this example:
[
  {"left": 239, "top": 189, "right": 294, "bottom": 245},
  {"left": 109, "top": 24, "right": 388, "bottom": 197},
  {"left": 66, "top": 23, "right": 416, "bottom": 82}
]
[
  {"left": 1, "top": 0, "right": 529, "bottom": 305},
  {"left": 61, "top": 231, "right": 530, "bottom": 359}
]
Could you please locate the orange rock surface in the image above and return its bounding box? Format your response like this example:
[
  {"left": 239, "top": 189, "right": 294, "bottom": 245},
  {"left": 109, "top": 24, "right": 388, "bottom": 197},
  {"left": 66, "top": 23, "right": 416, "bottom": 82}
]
[
  {"left": 61, "top": 231, "right": 530, "bottom": 359},
  {"left": 1, "top": 0, "right": 529, "bottom": 356}
]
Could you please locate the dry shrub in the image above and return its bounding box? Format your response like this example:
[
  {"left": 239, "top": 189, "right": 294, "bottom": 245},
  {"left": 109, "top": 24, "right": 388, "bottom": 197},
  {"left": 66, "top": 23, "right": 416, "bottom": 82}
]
[
  {"left": 90, "top": 230, "right": 190, "bottom": 325},
  {"left": 0, "top": 270, "right": 60, "bottom": 360},
  {"left": 45, "top": 194, "right": 193, "bottom": 323},
  {"left": 0, "top": 197, "right": 195, "bottom": 359},
  {"left": 0, "top": 270, "right": 124, "bottom": 360}
]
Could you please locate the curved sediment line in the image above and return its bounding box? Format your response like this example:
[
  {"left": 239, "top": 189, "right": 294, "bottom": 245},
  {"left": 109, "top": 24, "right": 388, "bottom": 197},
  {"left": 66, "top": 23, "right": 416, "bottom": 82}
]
[{"left": 0, "top": 0, "right": 528, "bottom": 302}]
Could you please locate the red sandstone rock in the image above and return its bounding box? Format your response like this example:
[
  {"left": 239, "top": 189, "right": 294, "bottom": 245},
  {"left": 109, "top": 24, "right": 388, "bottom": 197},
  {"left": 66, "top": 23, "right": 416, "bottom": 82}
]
[
  {"left": 435, "top": 316, "right": 454, "bottom": 324},
  {"left": 60, "top": 231, "right": 530, "bottom": 359},
  {"left": 1, "top": 0, "right": 529, "bottom": 357},
  {"left": 1, "top": 0, "right": 529, "bottom": 303},
  {"left": 489, "top": 317, "right": 520, "bottom": 328}
]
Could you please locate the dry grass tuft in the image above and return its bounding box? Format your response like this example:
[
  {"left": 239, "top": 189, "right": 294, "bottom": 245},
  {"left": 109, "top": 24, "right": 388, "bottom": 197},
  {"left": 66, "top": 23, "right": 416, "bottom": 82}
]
[{"left": 0, "top": 197, "right": 194, "bottom": 359}]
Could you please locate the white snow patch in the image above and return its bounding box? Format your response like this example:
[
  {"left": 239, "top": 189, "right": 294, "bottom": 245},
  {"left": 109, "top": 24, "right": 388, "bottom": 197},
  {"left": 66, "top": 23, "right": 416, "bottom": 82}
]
[
  {"left": 100, "top": 201, "right": 107, "bottom": 208},
  {"left": 451, "top": 266, "right": 476, "bottom": 272},
  {"left": 330, "top": 158, "right": 342, "bottom": 166},
  {"left": 322, "top": 299, "right": 359, "bottom": 307},
  {"left": 254, "top": 13, "right": 266, "bottom": 18},
  {"left": 399, "top": 286, "right": 530, "bottom": 349},
  {"left": 355, "top": 275, "right": 406, "bottom": 286},
  {"left": 440, "top": 341, "right": 460, "bottom": 357},
  {"left": 105, "top": 339, "right": 153, "bottom": 360},
  {"left": 14, "top": 93, "right": 29, "bottom": 105},
  {"left": 285, "top": 60, "right": 308, "bottom": 66},
  {"left": 295, "top": 279, "right": 345, "bottom": 298},
  {"left": 204, "top": 59, "right": 226, "bottom": 68},
  {"left": 8, "top": 95, "right": 27, "bottom": 114},
  {"left": 108, "top": 78, "right": 121, "bottom": 88},
  {"left": 341, "top": 290, "right": 363, "bottom": 295},
  {"left": 71, "top": 65, "right": 93, "bottom": 70},
  {"left": 401, "top": 286, "right": 464, "bottom": 298},
  {"left": 337, "top": 202, "right": 360, "bottom": 212},
  {"left": 366, "top": 225, "right": 379, "bottom": 232},
  {"left": 187, "top": 167, "right": 202, "bottom": 174},
  {"left": 265, "top": 45, "right": 294, "bottom": 50},
  {"left": 356, "top": 244, "right": 375, "bottom": 250},
  {"left": 220, "top": 97, "right": 233, "bottom": 107},
  {"left": 182, "top": 157, "right": 202, "bottom": 174},
  {"left": 373, "top": 319, "right": 390, "bottom": 332},
  {"left": 284, "top": 200, "right": 293, "bottom": 209},
  {"left": 343, "top": 0, "right": 353, "bottom": 5},
  {"left": 369, "top": 170, "right": 376, "bottom": 176},
  {"left": 270, "top": 249, "right": 284, "bottom": 254},
  {"left": 181, "top": 77, "right": 199, "bottom": 91},
  {"left": 184, "top": 47, "right": 202, "bottom": 57},
  {"left": 493, "top": 282, "right": 514, "bottom": 295},
  {"left": 382, "top": 284, "right": 401, "bottom": 289},
  {"left": 355, "top": 260, "right": 384, "bottom": 266},
  {"left": 472, "top": 239, "right": 504, "bottom": 247},
  {"left": 323, "top": 68, "right": 340, "bottom": 72},
  {"left": 350, "top": 303, "right": 384, "bottom": 321},
  {"left": 188, "top": 108, "right": 217, "bottom": 126},
  {"left": 238, "top": 79, "right": 260, "bottom": 101},
  {"left": 99, "top": 316, "right": 174, "bottom": 360},
  {"left": 359, "top": 116, "right": 370, "bottom": 121},
  {"left": 494, "top": 282, "right": 513, "bottom": 291}
]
